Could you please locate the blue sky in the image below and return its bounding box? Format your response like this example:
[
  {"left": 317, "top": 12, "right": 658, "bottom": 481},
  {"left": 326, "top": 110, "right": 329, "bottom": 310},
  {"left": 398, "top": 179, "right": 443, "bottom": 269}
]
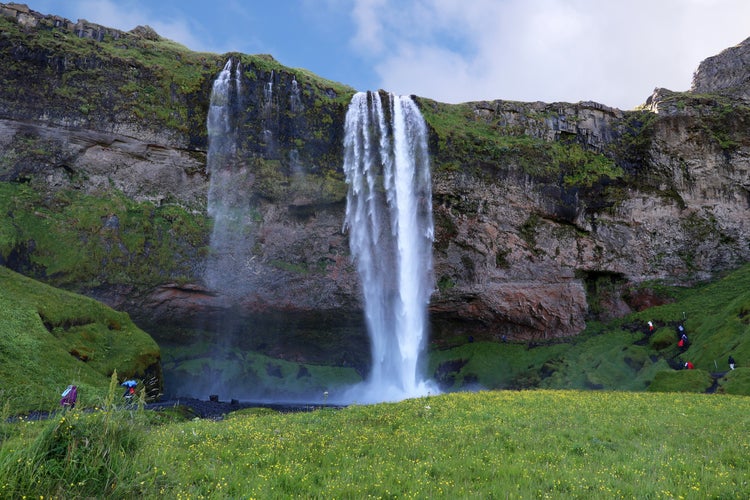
[{"left": 20, "top": 0, "right": 750, "bottom": 110}]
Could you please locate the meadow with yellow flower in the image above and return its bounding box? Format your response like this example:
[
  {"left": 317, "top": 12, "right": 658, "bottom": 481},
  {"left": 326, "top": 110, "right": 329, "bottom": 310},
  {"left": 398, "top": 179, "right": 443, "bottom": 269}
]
[{"left": 1, "top": 385, "right": 748, "bottom": 498}]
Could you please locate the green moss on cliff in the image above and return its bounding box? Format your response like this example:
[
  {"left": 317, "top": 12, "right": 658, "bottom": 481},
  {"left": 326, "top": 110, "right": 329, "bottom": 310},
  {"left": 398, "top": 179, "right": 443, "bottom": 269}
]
[
  {"left": 0, "top": 182, "right": 208, "bottom": 291},
  {"left": 419, "top": 99, "right": 546, "bottom": 176},
  {"left": 551, "top": 142, "right": 622, "bottom": 187},
  {"left": 418, "top": 98, "right": 622, "bottom": 189}
]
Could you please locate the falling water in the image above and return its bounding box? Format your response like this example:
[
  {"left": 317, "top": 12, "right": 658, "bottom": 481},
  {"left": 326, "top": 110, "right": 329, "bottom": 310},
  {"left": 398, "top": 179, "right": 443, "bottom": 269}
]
[
  {"left": 290, "top": 76, "right": 302, "bottom": 113},
  {"left": 342, "top": 91, "right": 437, "bottom": 403},
  {"left": 262, "top": 70, "right": 275, "bottom": 151},
  {"left": 264, "top": 70, "right": 274, "bottom": 103},
  {"left": 204, "top": 59, "right": 255, "bottom": 298}
]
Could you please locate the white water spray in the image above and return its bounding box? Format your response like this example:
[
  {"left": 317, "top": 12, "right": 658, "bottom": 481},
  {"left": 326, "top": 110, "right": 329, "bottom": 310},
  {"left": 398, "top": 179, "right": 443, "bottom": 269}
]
[
  {"left": 342, "top": 91, "right": 437, "bottom": 403},
  {"left": 204, "top": 59, "right": 255, "bottom": 297}
]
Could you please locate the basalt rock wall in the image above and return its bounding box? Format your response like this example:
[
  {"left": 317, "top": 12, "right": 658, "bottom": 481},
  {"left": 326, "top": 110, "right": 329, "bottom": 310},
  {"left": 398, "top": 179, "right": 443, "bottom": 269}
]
[{"left": 1, "top": 4, "right": 750, "bottom": 349}]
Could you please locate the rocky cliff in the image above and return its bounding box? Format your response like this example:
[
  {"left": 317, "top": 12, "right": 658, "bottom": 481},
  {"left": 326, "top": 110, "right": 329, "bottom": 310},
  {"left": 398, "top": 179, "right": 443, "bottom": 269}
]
[{"left": 1, "top": 4, "right": 749, "bottom": 369}]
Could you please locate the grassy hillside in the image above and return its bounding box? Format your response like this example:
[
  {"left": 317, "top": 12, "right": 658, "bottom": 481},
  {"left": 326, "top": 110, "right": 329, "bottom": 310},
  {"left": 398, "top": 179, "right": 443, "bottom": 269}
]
[
  {"left": 0, "top": 266, "right": 160, "bottom": 413},
  {"left": 1, "top": 390, "right": 748, "bottom": 497},
  {"left": 430, "top": 262, "right": 750, "bottom": 396}
]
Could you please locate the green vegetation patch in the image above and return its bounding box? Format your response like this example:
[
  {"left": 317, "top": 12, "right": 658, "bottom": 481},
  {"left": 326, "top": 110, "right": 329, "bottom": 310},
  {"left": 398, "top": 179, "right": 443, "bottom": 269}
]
[
  {"left": 429, "top": 341, "right": 568, "bottom": 390},
  {"left": 551, "top": 142, "right": 622, "bottom": 187},
  {"left": 631, "top": 263, "right": 750, "bottom": 371},
  {"left": 648, "top": 369, "right": 714, "bottom": 393},
  {"left": 0, "top": 267, "right": 160, "bottom": 414},
  {"left": 0, "top": 182, "right": 208, "bottom": 291},
  {"left": 716, "top": 368, "right": 750, "bottom": 396}
]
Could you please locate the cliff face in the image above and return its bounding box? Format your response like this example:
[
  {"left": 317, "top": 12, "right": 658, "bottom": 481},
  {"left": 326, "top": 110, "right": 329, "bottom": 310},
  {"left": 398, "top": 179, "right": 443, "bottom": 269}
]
[{"left": 1, "top": 4, "right": 749, "bottom": 358}]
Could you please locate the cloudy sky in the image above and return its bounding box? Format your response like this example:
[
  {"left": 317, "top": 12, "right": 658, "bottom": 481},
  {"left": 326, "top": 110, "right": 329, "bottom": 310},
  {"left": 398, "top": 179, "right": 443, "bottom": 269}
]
[{"left": 20, "top": 0, "right": 750, "bottom": 109}]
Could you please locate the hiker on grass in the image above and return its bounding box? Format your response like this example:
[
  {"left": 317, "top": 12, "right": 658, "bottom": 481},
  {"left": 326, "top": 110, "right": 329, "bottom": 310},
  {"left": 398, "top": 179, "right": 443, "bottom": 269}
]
[
  {"left": 729, "top": 356, "right": 736, "bottom": 370},
  {"left": 684, "top": 361, "right": 694, "bottom": 370},
  {"left": 60, "top": 384, "right": 77, "bottom": 408},
  {"left": 122, "top": 380, "right": 137, "bottom": 401},
  {"left": 678, "top": 332, "right": 688, "bottom": 349}
]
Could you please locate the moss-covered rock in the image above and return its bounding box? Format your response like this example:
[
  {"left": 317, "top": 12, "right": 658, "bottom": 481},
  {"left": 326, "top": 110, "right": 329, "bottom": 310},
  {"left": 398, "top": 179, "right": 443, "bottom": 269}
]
[
  {"left": 647, "top": 369, "right": 714, "bottom": 393},
  {"left": 716, "top": 368, "right": 750, "bottom": 396}
]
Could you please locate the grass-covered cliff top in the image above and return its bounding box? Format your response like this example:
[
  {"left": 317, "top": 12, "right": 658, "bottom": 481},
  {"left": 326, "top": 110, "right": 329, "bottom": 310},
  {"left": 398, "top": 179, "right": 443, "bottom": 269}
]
[
  {"left": 0, "top": 8, "right": 355, "bottom": 146},
  {"left": 0, "top": 266, "right": 161, "bottom": 413},
  {"left": 417, "top": 97, "right": 625, "bottom": 187}
]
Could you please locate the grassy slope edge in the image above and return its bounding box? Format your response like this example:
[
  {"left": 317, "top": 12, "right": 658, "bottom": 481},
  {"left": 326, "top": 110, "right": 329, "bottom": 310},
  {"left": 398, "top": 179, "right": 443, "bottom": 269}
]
[{"left": 0, "top": 266, "right": 160, "bottom": 413}]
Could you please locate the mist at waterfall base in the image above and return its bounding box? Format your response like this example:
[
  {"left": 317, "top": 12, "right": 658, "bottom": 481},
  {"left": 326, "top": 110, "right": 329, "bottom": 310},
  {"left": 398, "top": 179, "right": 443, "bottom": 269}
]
[{"left": 165, "top": 61, "right": 438, "bottom": 404}]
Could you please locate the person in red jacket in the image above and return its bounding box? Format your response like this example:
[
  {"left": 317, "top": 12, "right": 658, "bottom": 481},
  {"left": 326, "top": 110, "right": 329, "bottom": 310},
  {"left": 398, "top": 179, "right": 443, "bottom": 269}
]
[{"left": 684, "top": 361, "right": 694, "bottom": 369}]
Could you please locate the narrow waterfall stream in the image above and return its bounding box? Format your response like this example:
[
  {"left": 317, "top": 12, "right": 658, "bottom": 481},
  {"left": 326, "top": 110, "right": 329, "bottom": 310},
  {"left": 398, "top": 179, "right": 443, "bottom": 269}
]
[{"left": 204, "top": 59, "right": 254, "bottom": 299}]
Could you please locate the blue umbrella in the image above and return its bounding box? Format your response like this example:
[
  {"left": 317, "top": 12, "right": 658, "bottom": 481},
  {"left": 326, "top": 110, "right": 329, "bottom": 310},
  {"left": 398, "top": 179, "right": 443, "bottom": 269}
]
[{"left": 121, "top": 380, "right": 137, "bottom": 388}]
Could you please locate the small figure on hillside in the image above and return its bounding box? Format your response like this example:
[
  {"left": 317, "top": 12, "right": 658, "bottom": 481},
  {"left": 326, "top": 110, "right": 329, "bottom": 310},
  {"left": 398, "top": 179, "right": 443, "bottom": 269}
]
[
  {"left": 729, "top": 356, "right": 736, "bottom": 370},
  {"left": 677, "top": 324, "right": 685, "bottom": 336},
  {"left": 60, "top": 384, "right": 77, "bottom": 408},
  {"left": 648, "top": 321, "right": 654, "bottom": 332},
  {"left": 678, "top": 333, "right": 688, "bottom": 349},
  {"left": 684, "top": 361, "right": 694, "bottom": 370}
]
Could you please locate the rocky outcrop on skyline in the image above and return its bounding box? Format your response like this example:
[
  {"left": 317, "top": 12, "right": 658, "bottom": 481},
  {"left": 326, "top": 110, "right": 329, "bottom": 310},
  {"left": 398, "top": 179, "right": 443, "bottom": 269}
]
[
  {"left": 691, "top": 36, "right": 750, "bottom": 102},
  {"left": 1, "top": 3, "right": 749, "bottom": 368}
]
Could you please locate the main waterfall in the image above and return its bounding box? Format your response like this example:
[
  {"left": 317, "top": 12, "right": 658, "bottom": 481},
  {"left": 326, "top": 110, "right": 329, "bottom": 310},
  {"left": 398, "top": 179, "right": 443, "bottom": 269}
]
[{"left": 342, "top": 91, "right": 437, "bottom": 403}]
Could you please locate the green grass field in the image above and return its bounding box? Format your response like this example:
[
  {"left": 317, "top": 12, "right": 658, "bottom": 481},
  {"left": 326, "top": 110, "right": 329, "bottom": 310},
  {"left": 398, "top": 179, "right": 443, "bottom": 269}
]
[{"left": 1, "top": 388, "right": 748, "bottom": 498}]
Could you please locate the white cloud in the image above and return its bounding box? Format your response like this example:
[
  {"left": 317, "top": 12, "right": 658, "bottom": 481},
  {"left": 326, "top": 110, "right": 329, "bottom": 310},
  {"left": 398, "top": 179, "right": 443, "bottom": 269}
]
[
  {"left": 351, "top": 0, "right": 390, "bottom": 53},
  {"left": 350, "top": 0, "right": 750, "bottom": 109}
]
